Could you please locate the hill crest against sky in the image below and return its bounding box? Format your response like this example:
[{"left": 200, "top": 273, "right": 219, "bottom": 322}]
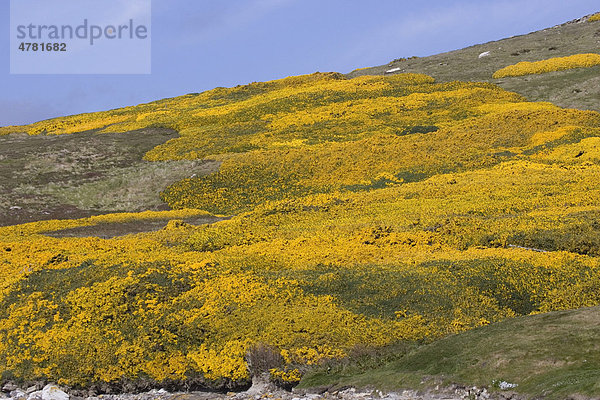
[{"left": 1, "top": 0, "right": 598, "bottom": 126}]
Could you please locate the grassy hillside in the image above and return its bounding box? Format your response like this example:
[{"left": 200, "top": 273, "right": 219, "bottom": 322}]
[
  {"left": 1, "top": 13, "right": 600, "bottom": 398},
  {"left": 300, "top": 306, "right": 600, "bottom": 399},
  {"left": 350, "top": 13, "right": 600, "bottom": 112},
  {"left": 0, "top": 128, "right": 219, "bottom": 226}
]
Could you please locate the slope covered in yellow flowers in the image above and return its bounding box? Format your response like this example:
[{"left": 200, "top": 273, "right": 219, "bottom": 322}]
[
  {"left": 1, "top": 71, "right": 600, "bottom": 390},
  {"left": 493, "top": 53, "right": 600, "bottom": 79}
]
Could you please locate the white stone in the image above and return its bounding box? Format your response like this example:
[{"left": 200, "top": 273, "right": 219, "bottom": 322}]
[
  {"left": 27, "top": 391, "right": 43, "bottom": 400},
  {"left": 385, "top": 67, "right": 401, "bottom": 73},
  {"left": 478, "top": 51, "right": 491, "bottom": 58},
  {"left": 498, "top": 381, "right": 518, "bottom": 390},
  {"left": 10, "top": 390, "right": 26, "bottom": 400},
  {"left": 41, "top": 385, "right": 69, "bottom": 400},
  {"left": 2, "top": 383, "right": 18, "bottom": 393}
]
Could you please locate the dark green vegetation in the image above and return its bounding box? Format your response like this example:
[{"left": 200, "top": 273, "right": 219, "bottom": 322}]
[
  {"left": 0, "top": 128, "right": 219, "bottom": 226},
  {"left": 300, "top": 306, "right": 600, "bottom": 399},
  {"left": 350, "top": 14, "right": 600, "bottom": 112}
]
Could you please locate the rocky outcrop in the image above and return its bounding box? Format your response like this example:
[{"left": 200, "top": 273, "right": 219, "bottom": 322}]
[{"left": 0, "top": 382, "right": 528, "bottom": 400}]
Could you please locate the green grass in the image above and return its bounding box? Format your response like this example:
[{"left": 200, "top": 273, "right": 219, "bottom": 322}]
[
  {"left": 349, "top": 13, "right": 600, "bottom": 112},
  {"left": 0, "top": 128, "right": 219, "bottom": 226},
  {"left": 300, "top": 306, "right": 600, "bottom": 399},
  {"left": 36, "top": 159, "right": 219, "bottom": 213}
]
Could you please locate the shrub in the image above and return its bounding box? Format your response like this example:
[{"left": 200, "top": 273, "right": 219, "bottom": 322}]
[
  {"left": 493, "top": 53, "right": 600, "bottom": 78},
  {"left": 246, "top": 343, "right": 284, "bottom": 377}
]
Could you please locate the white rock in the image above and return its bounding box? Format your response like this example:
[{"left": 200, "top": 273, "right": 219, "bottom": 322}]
[
  {"left": 41, "top": 385, "right": 69, "bottom": 400},
  {"left": 478, "top": 51, "right": 491, "bottom": 58},
  {"left": 385, "top": 67, "right": 401, "bottom": 73},
  {"left": 2, "top": 383, "right": 18, "bottom": 392},
  {"left": 498, "top": 381, "right": 518, "bottom": 390},
  {"left": 10, "top": 390, "right": 26, "bottom": 400},
  {"left": 9, "top": 206, "right": 22, "bottom": 210},
  {"left": 25, "top": 387, "right": 38, "bottom": 395},
  {"left": 27, "top": 391, "right": 43, "bottom": 400}
]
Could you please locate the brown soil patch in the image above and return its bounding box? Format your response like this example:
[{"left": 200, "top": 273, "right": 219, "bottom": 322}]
[{"left": 45, "top": 215, "right": 225, "bottom": 239}]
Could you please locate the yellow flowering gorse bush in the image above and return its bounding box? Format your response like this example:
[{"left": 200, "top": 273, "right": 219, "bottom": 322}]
[
  {"left": 2, "top": 71, "right": 600, "bottom": 389},
  {"left": 493, "top": 53, "right": 600, "bottom": 78}
]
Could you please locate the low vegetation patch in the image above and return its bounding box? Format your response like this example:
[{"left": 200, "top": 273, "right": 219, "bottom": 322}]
[
  {"left": 300, "top": 307, "right": 600, "bottom": 399},
  {"left": 493, "top": 53, "right": 600, "bottom": 78}
]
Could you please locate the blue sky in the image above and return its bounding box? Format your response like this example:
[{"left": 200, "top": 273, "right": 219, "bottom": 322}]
[{"left": 1, "top": 0, "right": 598, "bottom": 127}]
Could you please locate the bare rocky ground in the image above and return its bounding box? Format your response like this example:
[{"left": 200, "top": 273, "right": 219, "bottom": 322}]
[
  {"left": 79, "top": 387, "right": 475, "bottom": 400},
  {"left": 1, "top": 381, "right": 511, "bottom": 400}
]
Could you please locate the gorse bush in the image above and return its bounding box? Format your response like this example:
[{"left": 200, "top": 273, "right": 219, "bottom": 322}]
[
  {"left": 493, "top": 53, "right": 600, "bottom": 78},
  {"left": 2, "top": 72, "right": 600, "bottom": 389},
  {"left": 589, "top": 13, "right": 600, "bottom": 22},
  {"left": 160, "top": 101, "right": 598, "bottom": 214}
]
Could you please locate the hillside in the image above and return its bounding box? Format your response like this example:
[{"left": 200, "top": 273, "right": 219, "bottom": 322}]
[
  {"left": 0, "top": 12, "right": 600, "bottom": 399},
  {"left": 349, "top": 14, "right": 600, "bottom": 112},
  {"left": 301, "top": 306, "right": 600, "bottom": 399}
]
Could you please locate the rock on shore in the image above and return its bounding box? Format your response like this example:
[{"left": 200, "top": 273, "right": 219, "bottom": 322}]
[{"left": 0, "top": 382, "right": 517, "bottom": 400}]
